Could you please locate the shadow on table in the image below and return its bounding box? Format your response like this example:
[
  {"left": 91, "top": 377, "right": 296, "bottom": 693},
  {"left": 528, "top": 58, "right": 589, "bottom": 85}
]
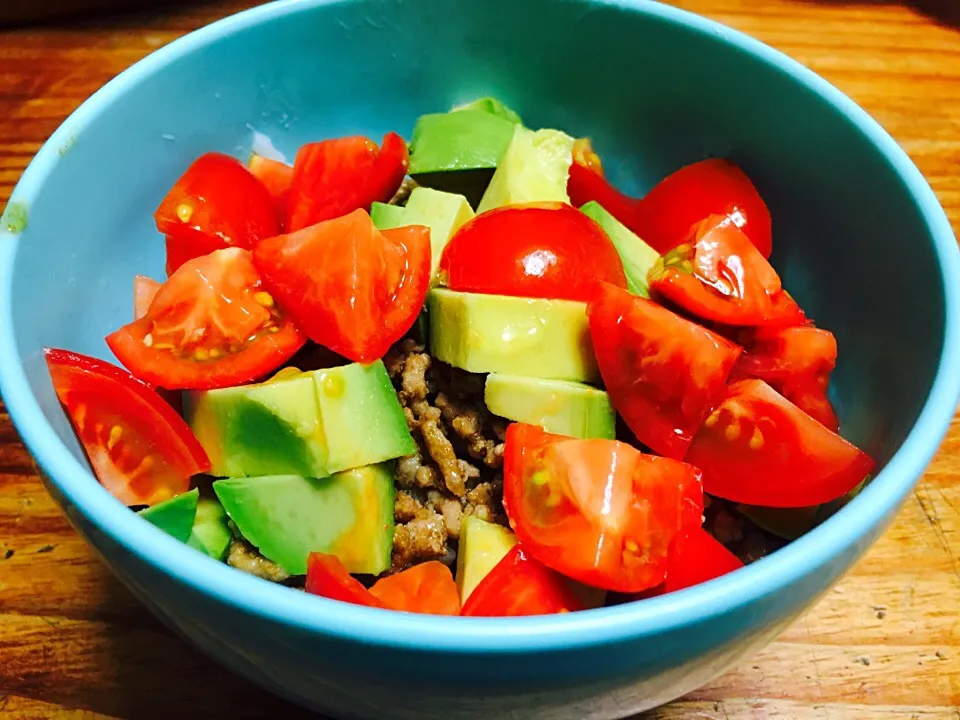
[
  {"left": 0, "top": 0, "right": 261, "bottom": 28},
  {"left": 792, "top": 0, "right": 960, "bottom": 28}
]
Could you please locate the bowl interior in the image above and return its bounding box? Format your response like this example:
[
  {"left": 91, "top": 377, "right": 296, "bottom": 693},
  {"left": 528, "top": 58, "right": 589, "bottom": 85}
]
[{"left": 1, "top": 0, "right": 953, "bottom": 628}]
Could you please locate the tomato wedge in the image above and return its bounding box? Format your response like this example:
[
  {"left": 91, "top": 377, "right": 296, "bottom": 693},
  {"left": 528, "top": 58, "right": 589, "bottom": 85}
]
[
  {"left": 635, "top": 528, "right": 744, "bottom": 599},
  {"left": 648, "top": 215, "right": 805, "bottom": 327},
  {"left": 253, "top": 209, "right": 430, "bottom": 363},
  {"left": 633, "top": 158, "right": 773, "bottom": 257},
  {"left": 438, "top": 202, "right": 627, "bottom": 302},
  {"left": 369, "top": 561, "right": 461, "bottom": 615},
  {"left": 44, "top": 348, "right": 210, "bottom": 507},
  {"left": 502, "top": 423, "right": 703, "bottom": 593},
  {"left": 686, "top": 379, "right": 874, "bottom": 508},
  {"left": 732, "top": 325, "right": 839, "bottom": 431},
  {"left": 460, "top": 545, "right": 587, "bottom": 617},
  {"left": 155, "top": 152, "right": 280, "bottom": 275},
  {"left": 588, "top": 282, "right": 742, "bottom": 459},
  {"left": 567, "top": 139, "right": 640, "bottom": 226},
  {"left": 286, "top": 132, "right": 409, "bottom": 232},
  {"left": 249, "top": 154, "right": 294, "bottom": 222},
  {"left": 107, "top": 248, "right": 305, "bottom": 390},
  {"left": 133, "top": 275, "right": 161, "bottom": 320},
  {"left": 305, "top": 553, "right": 385, "bottom": 608}
]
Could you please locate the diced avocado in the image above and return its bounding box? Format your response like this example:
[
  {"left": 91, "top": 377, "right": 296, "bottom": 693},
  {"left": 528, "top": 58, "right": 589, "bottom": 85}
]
[
  {"left": 484, "top": 374, "right": 615, "bottom": 439},
  {"left": 451, "top": 97, "right": 523, "bottom": 125},
  {"left": 580, "top": 201, "right": 660, "bottom": 298},
  {"left": 428, "top": 289, "right": 599, "bottom": 382},
  {"left": 185, "top": 361, "right": 414, "bottom": 478},
  {"left": 456, "top": 515, "right": 518, "bottom": 603},
  {"left": 370, "top": 201, "right": 407, "bottom": 230},
  {"left": 187, "top": 495, "right": 232, "bottom": 560},
  {"left": 138, "top": 489, "right": 199, "bottom": 543},
  {"left": 476, "top": 126, "right": 575, "bottom": 214},
  {"left": 214, "top": 464, "right": 395, "bottom": 576},
  {"left": 409, "top": 110, "right": 519, "bottom": 176},
  {"left": 402, "top": 187, "right": 474, "bottom": 277}
]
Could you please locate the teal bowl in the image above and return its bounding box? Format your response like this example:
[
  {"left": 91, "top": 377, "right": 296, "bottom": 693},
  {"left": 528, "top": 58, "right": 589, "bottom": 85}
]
[{"left": 2, "top": 1, "right": 958, "bottom": 717}]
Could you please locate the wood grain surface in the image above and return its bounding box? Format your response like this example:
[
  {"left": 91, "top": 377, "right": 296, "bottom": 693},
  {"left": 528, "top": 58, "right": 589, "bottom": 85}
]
[{"left": 1, "top": 1, "right": 959, "bottom": 718}]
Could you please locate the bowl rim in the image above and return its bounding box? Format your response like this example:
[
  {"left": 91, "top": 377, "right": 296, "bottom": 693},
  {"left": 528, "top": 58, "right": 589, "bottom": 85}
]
[{"left": 2, "top": 0, "right": 959, "bottom": 654}]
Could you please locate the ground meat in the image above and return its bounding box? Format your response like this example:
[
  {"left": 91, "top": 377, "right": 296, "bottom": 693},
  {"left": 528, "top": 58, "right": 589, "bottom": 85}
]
[
  {"left": 226, "top": 537, "right": 292, "bottom": 584},
  {"left": 703, "top": 496, "right": 785, "bottom": 564}
]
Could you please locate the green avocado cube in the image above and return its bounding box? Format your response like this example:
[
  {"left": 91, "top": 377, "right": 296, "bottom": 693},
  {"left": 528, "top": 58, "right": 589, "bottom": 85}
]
[{"left": 138, "top": 489, "right": 199, "bottom": 544}]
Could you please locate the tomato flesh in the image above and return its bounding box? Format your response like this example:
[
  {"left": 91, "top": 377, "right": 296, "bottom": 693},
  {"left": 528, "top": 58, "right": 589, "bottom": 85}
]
[
  {"left": 305, "top": 553, "right": 385, "bottom": 608},
  {"left": 460, "top": 544, "right": 586, "bottom": 617},
  {"left": 155, "top": 152, "right": 280, "bottom": 275},
  {"left": 369, "top": 561, "right": 461, "bottom": 615},
  {"left": 567, "top": 139, "right": 640, "bottom": 227},
  {"left": 649, "top": 215, "right": 805, "bottom": 327},
  {"left": 249, "top": 155, "right": 294, "bottom": 224},
  {"left": 732, "top": 325, "right": 839, "bottom": 431},
  {"left": 253, "top": 209, "right": 431, "bottom": 364},
  {"left": 44, "top": 348, "right": 210, "bottom": 506},
  {"left": 133, "top": 275, "right": 161, "bottom": 320},
  {"left": 686, "top": 379, "right": 874, "bottom": 507},
  {"left": 588, "top": 282, "right": 742, "bottom": 459},
  {"left": 439, "top": 202, "right": 627, "bottom": 302},
  {"left": 635, "top": 528, "right": 744, "bottom": 599},
  {"left": 633, "top": 158, "right": 773, "bottom": 257},
  {"left": 286, "top": 132, "right": 409, "bottom": 232},
  {"left": 503, "top": 423, "right": 703, "bottom": 593},
  {"left": 107, "top": 248, "right": 305, "bottom": 390}
]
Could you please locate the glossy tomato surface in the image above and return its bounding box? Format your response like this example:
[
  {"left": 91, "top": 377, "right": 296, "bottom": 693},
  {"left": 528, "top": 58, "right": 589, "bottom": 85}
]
[
  {"left": 44, "top": 348, "right": 210, "bottom": 506},
  {"left": 439, "top": 202, "right": 627, "bottom": 302},
  {"left": 107, "top": 248, "right": 305, "bottom": 390}
]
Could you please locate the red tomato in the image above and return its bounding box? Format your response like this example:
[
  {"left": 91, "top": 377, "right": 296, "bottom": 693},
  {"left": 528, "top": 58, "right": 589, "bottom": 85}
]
[
  {"left": 305, "top": 553, "right": 385, "bottom": 608},
  {"left": 155, "top": 152, "right": 280, "bottom": 275},
  {"left": 133, "top": 275, "right": 161, "bottom": 320},
  {"left": 588, "top": 282, "right": 742, "bottom": 459},
  {"left": 44, "top": 348, "right": 210, "bottom": 507},
  {"left": 286, "top": 132, "right": 409, "bottom": 232},
  {"left": 686, "top": 379, "right": 874, "bottom": 508},
  {"left": 567, "top": 139, "right": 640, "bottom": 225},
  {"left": 249, "top": 154, "right": 294, "bottom": 222},
  {"left": 502, "top": 423, "right": 703, "bottom": 593},
  {"left": 633, "top": 158, "right": 772, "bottom": 257},
  {"left": 107, "top": 248, "right": 305, "bottom": 390},
  {"left": 253, "top": 209, "right": 430, "bottom": 363},
  {"left": 635, "top": 528, "right": 744, "bottom": 599},
  {"left": 732, "top": 326, "right": 839, "bottom": 431},
  {"left": 649, "top": 215, "right": 805, "bottom": 327},
  {"left": 439, "top": 202, "right": 627, "bottom": 302},
  {"left": 369, "top": 561, "right": 461, "bottom": 615},
  {"left": 460, "top": 545, "right": 587, "bottom": 617}
]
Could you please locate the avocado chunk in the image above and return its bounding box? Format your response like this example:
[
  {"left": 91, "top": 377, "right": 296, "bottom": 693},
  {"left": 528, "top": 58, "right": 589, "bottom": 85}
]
[
  {"left": 185, "top": 361, "right": 414, "bottom": 478},
  {"left": 405, "top": 187, "right": 475, "bottom": 278},
  {"left": 451, "top": 97, "right": 523, "bottom": 125},
  {"left": 370, "top": 201, "right": 407, "bottom": 230},
  {"left": 187, "top": 495, "right": 232, "bottom": 560},
  {"left": 138, "top": 489, "right": 199, "bottom": 543},
  {"left": 214, "top": 464, "right": 395, "bottom": 576},
  {"left": 428, "top": 289, "right": 599, "bottom": 382},
  {"left": 484, "top": 374, "right": 615, "bottom": 439},
  {"left": 580, "top": 201, "right": 660, "bottom": 298},
  {"left": 476, "top": 126, "right": 575, "bottom": 214},
  {"left": 456, "top": 515, "right": 518, "bottom": 603}
]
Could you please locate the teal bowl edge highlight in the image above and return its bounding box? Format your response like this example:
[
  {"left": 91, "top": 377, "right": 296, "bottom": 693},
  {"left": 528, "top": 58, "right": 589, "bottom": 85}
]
[{"left": 0, "top": 0, "right": 959, "bottom": 656}]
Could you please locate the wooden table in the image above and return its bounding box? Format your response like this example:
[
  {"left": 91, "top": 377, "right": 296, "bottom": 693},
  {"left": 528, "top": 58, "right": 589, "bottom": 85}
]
[{"left": 1, "top": 1, "right": 959, "bottom": 717}]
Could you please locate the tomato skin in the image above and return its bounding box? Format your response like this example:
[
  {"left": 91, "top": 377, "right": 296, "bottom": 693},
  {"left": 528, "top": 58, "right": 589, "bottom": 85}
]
[
  {"left": 567, "top": 139, "right": 640, "bottom": 226},
  {"left": 44, "top": 348, "right": 210, "bottom": 507},
  {"left": 107, "top": 248, "right": 306, "bottom": 390},
  {"left": 732, "top": 326, "right": 839, "bottom": 431},
  {"left": 460, "top": 545, "right": 587, "bottom": 617},
  {"left": 369, "top": 561, "right": 461, "bottom": 615},
  {"left": 588, "top": 282, "right": 742, "bottom": 459},
  {"left": 133, "top": 275, "right": 161, "bottom": 320},
  {"left": 305, "top": 553, "right": 385, "bottom": 608},
  {"left": 649, "top": 215, "right": 805, "bottom": 327},
  {"left": 686, "top": 379, "right": 874, "bottom": 508},
  {"left": 439, "top": 202, "right": 627, "bottom": 302},
  {"left": 502, "top": 423, "right": 704, "bottom": 593},
  {"left": 634, "top": 528, "right": 744, "bottom": 599},
  {"left": 254, "top": 209, "right": 431, "bottom": 364},
  {"left": 249, "top": 155, "right": 294, "bottom": 224},
  {"left": 633, "top": 158, "right": 772, "bottom": 257},
  {"left": 286, "top": 132, "right": 409, "bottom": 232},
  {"left": 155, "top": 152, "right": 280, "bottom": 275}
]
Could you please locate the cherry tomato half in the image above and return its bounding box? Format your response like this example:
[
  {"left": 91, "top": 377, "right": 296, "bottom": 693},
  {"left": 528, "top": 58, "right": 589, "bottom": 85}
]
[
  {"left": 439, "top": 201, "right": 627, "bottom": 302},
  {"left": 254, "top": 208, "right": 431, "bottom": 364},
  {"left": 686, "top": 379, "right": 874, "bottom": 508},
  {"left": 249, "top": 154, "right": 294, "bottom": 224},
  {"left": 369, "top": 561, "right": 461, "bottom": 615},
  {"left": 503, "top": 423, "right": 704, "bottom": 593},
  {"left": 305, "top": 553, "right": 385, "bottom": 608},
  {"left": 567, "top": 139, "right": 640, "bottom": 226},
  {"left": 633, "top": 158, "right": 773, "bottom": 257},
  {"left": 107, "top": 248, "right": 306, "bottom": 390},
  {"left": 44, "top": 348, "right": 210, "bottom": 506}
]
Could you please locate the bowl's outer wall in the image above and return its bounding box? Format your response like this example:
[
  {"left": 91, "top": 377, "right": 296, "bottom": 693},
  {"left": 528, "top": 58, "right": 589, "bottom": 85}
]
[{"left": 3, "top": 0, "right": 954, "bottom": 718}]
